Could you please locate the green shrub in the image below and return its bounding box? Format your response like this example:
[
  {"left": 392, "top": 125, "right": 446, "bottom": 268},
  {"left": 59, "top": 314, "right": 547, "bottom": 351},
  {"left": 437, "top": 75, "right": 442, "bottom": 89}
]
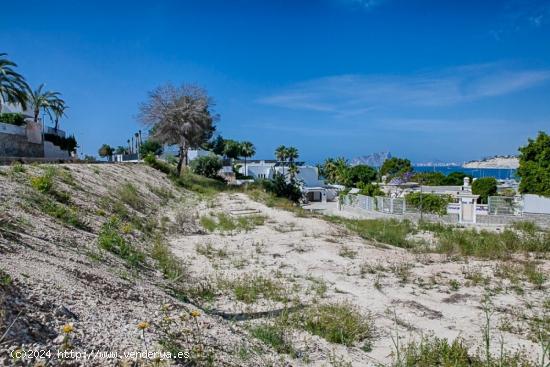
[
  {"left": 433, "top": 227, "right": 549, "bottom": 259},
  {"left": 151, "top": 238, "right": 186, "bottom": 280},
  {"left": 517, "top": 131, "right": 550, "bottom": 197},
  {"left": 0, "top": 112, "right": 25, "bottom": 126},
  {"left": 30, "top": 174, "right": 54, "bottom": 193},
  {"left": 405, "top": 192, "right": 451, "bottom": 215},
  {"left": 220, "top": 275, "right": 288, "bottom": 304},
  {"left": 98, "top": 217, "right": 144, "bottom": 267},
  {"left": 472, "top": 177, "right": 498, "bottom": 204},
  {"left": 394, "top": 336, "right": 534, "bottom": 367},
  {"left": 139, "top": 140, "right": 163, "bottom": 156},
  {"left": 326, "top": 217, "right": 415, "bottom": 248},
  {"left": 346, "top": 165, "right": 378, "bottom": 187},
  {"left": 249, "top": 323, "right": 295, "bottom": 355},
  {"left": 296, "top": 302, "right": 374, "bottom": 346},
  {"left": 380, "top": 157, "right": 412, "bottom": 180},
  {"left": 413, "top": 171, "right": 471, "bottom": 186},
  {"left": 190, "top": 154, "right": 223, "bottom": 179},
  {"left": 245, "top": 184, "right": 306, "bottom": 214},
  {"left": 117, "top": 183, "right": 146, "bottom": 212},
  {"left": 511, "top": 221, "right": 539, "bottom": 235},
  {"left": 34, "top": 196, "right": 88, "bottom": 229},
  {"left": 357, "top": 182, "right": 385, "bottom": 197},
  {"left": 174, "top": 171, "right": 227, "bottom": 196},
  {"left": 259, "top": 173, "right": 302, "bottom": 203},
  {"left": 29, "top": 168, "right": 70, "bottom": 203},
  {"left": 0, "top": 269, "right": 12, "bottom": 286},
  {"left": 144, "top": 153, "right": 175, "bottom": 175},
  {"left": 10, "top": 162, "right": 25, "bottom": 173},
  {"left": 44, "top": 133, "right": 77, "bottom": 153}
]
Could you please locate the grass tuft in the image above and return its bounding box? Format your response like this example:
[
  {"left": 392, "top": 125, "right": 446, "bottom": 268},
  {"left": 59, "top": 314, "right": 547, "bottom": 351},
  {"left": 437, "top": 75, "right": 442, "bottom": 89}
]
[
  {"left": 98, "top": 217, "right": 144, "bottom": 267},
  {"left": 295, "top": 302, "right": 374, "bottom": 346},
  {"left": 199, "top": 212, "right": 266, "bottom": 233},
  {"left": 117, "top": 182, "right": 146, "bottom": 212}
]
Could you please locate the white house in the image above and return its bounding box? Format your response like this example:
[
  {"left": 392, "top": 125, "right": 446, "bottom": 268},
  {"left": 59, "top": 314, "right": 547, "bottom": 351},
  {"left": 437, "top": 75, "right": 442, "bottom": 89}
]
[
  {"left": 188, "top": 149, "right": 212, "bottom": 161},
  {"left": 237, "top": 160, "right": 336, "bottom": 202}
]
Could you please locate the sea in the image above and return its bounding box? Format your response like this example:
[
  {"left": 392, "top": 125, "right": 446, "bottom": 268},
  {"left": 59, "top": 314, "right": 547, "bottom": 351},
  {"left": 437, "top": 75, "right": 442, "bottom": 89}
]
[{"left": 413, "top": 166, "right": 517, "bottom": 180}]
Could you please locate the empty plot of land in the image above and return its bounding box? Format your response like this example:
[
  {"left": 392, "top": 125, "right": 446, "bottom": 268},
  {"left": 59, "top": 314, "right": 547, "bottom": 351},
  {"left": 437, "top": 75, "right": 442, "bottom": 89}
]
[{"left": 171, "top": 192, "right": 549, "bottom": 366}]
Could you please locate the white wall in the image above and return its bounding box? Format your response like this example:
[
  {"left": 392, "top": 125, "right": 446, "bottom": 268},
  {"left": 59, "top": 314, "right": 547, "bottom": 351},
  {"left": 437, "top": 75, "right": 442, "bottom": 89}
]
[
  {"left": 246, "top": 164, "right": 273, "bottom": 179},
  {"left": 188, "top": 149, "right": 212, "bottom": 161},
  {"left": 273, "top": 165, "right": 322, "bottom": 187},
  {"left": 523, "top": 194, "right": 550, "bottom": 214}
]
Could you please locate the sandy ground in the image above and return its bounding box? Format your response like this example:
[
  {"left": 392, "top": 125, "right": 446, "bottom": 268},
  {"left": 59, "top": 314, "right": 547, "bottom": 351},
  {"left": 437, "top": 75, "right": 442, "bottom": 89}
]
[
  {"left": 0, "top": 164, "right": 547, "bottom": 366},
  {"left": 171, "top": 192, "right": 549, "bottom": 366}
]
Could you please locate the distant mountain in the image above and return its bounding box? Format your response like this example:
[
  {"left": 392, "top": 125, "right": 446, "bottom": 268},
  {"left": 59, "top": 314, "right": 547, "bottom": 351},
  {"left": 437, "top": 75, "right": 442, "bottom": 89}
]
[
  {"left": 351, "top": 152, "right": 391, "bottom": 167},
  {"left": 463, "top": 155, "right": 519, "bottom": 169}
]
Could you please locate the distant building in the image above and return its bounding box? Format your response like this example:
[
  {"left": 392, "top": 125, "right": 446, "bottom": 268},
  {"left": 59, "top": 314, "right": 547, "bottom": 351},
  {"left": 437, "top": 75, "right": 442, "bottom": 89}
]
[
  {"left": 235, "top": 160, "right": 337, "bottom": 202},
  {"left": 0, "top": 102, "right": 75, "bottom": 160}
]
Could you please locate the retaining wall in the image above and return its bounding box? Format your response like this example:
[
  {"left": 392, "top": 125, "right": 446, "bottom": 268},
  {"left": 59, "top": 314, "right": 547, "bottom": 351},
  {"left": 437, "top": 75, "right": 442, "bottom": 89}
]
[
  {"left": 44, "top": 141, "right": 69, "bottom": 159},
  {"left": 0, "top": 132, "right": 43, "bottom": 157}
]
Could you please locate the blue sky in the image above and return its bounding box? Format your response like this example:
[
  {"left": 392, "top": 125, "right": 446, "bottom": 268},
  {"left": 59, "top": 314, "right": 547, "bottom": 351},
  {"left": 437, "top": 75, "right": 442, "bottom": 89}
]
[{"left": 2, "top": 0, "right": 550, "bottom": 163}]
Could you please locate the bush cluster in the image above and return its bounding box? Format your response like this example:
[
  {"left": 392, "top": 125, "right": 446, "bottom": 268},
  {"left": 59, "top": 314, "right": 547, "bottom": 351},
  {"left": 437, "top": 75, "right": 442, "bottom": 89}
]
[
  {"left": 144, "top": 153, "right": 174, "bottom": 175},
  {"left": 44, "top": 133, "right": 78, "bottom": 153},
  {"left": 405, "top": 192, "right": 451, "bottom": 215},
  {"left": 0, "top": 112, "right": 25, "bottom": 126},
  {"left": 259, "top": 173, "right": 302, "bottom": 203},
  {"left": 189, "top": 154, "right": 223, "bottom": 179}
]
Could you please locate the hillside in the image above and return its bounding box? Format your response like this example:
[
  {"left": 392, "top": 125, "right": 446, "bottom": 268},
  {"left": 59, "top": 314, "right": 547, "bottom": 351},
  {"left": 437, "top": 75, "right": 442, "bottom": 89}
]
[
  {"left": 0, "top": 163, "right": 548, "bottom": 366},
  {"left": 350, "top": 152, "right": 391, "bottom": 167},
  {"left": 463, "top": 156, "right": 519, "bottom": 169}
]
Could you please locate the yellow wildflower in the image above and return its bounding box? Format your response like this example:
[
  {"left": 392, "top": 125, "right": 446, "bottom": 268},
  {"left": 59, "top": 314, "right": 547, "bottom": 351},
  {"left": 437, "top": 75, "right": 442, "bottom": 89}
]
[
  {"left": 62, "top": 323, "right": 74, "bottom": 334},
  {"left": 137, "top": 321, "right": 149, "bottom": 330},
  {"left": 190, "top": 310, "right": 201, "bottom": 318}
]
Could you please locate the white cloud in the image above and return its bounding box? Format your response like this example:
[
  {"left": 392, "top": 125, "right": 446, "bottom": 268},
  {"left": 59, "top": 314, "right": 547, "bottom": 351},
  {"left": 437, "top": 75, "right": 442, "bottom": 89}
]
[{"left": 258, "top": 63, "right": 550, "bottom": 117}]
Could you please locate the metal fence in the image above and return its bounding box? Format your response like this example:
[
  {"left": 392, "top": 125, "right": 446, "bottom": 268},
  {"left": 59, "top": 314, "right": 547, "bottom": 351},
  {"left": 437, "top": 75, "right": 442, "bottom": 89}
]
[
  {"left": 345, "top": 194, "right": 525, "bottom": 217},
  {"left": 488, "top": 196, "right": 521, "bottom": 216}
]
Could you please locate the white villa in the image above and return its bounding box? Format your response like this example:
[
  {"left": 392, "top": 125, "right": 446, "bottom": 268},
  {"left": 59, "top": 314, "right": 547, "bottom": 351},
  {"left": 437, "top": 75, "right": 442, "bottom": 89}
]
[{"left": 236, "top": 159, "right": 337, "bottom": 202}]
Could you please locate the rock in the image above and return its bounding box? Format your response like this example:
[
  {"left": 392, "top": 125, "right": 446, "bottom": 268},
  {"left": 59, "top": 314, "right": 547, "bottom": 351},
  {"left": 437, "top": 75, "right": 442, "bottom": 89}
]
[{"left": 54, "top": 305, "right": 78, "bottom": 320}]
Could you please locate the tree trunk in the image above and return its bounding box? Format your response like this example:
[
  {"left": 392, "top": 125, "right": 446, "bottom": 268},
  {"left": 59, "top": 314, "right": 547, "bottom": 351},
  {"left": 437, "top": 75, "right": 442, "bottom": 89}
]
[
  {"left": 177, "top": 146, "right": 184, "bottom": 175},
  {"left": 177, "top": 146, "right": 189, "bottom": 175},
  {"left": 244, "top": 157, "right": 247, "bottom": 177}
]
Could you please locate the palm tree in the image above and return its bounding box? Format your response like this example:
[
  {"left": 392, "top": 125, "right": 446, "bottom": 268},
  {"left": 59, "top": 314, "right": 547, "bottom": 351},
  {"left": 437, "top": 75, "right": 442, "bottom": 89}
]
[
  {"left": 288, "top": 163, "right": 299, "bottom": 181},
  {"left": 334, "top": 157, "right": 349, "bottom": 185},
  {"left": 240, "top": 141, "right": 255, "bottom": 176},
  {"left": 275, "top": 145, "right": 287, "bottom": 175},
  {"left": 27, "top": 84, "right": 63, "bottom": 123},
  {"left": 50, "top": 99, "right": 68, "bottom": 131},
  {"left": 0, "top": 53, "right": 29, "bottom": 113},
  {"left": 286, "top": 146, "right": 299, "bottom": 164}
]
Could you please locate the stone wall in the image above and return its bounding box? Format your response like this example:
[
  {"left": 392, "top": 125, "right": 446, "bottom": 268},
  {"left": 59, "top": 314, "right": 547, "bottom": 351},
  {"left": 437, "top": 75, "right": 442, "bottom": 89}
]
[
  {"left": 476, "top": 214, "right": 550, "bottom": 228},
  {"left": 0, "top": 132, "right": 43, "bottom": 157},
  {"left": 341, "top": 203, "right": 459, "bottom": 224},
  {"left": 44, "top": 141, "right": 69, "bottom": 159}
]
